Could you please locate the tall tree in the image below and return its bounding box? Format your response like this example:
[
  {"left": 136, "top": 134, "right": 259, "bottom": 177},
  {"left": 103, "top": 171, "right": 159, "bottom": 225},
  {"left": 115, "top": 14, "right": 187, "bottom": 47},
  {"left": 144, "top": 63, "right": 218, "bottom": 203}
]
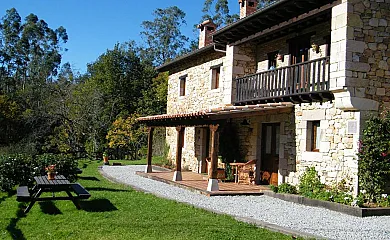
[
  {"left": 87, "top": 42, "right": 151, "bottom": 118},
  {"left": 200, "top": 0, "right": 239, "bottom": 28},
  {"left": 0, "top": 8, "right": 68, "bottom": 153},
  {"left": 0, "top": 8, "right": 68, "bottom": 94},
  {"left": 200, "top": 0, "right": 276, "bottom": 29},
  {"left": 258, "top": 0, "right": 276, "bottom": 9},
  {"left": 140, "top": 6, "right": 189, "bottom": 66}
]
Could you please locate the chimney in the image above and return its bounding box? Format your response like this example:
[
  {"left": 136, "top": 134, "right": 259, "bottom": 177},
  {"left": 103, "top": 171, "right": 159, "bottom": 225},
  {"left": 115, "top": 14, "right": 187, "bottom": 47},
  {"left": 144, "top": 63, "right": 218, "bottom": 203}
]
[
  {"left": 197, "top": 20, "right": 217, "bottom": 49},
  {"left": 239, "top": 0, "right": 258, "bottom": 19}
]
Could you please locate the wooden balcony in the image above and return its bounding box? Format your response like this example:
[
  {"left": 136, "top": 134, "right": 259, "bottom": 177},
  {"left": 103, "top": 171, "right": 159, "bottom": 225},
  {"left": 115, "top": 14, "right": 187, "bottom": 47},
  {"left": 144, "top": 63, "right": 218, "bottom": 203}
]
[{"left": 234, "top": 57, "right": 334, "bottom": 105}]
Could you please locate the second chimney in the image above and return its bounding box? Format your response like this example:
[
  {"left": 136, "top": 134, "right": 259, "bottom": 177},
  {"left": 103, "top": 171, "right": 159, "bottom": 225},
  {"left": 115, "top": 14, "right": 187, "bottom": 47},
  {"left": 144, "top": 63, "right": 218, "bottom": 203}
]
[
  {"left": 197, "top": 20, "right": 217, "bottom": 49},
  {"left": 239, "top": 0, "right": 258, "bottom": 19}
]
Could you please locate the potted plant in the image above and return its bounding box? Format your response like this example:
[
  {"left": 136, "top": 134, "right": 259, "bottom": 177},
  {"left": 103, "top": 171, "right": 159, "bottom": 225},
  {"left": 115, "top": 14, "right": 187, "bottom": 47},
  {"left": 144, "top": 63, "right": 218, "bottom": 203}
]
[
  {"left": 103, "top": 152, "right": 109, "bottom": 165},
  {"left": 45, "top": 164, "right": 56, "bottom": 180}
]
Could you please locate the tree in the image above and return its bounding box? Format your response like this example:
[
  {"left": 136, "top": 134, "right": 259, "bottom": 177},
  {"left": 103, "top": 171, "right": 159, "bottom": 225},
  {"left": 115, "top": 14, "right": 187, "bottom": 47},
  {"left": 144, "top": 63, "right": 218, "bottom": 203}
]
[
  {"left": 199, "top": 0, "right": 277, "bottom": 29},
  {"left": 79, "top": 42, "right": 154, "bottom": 155},
  {"left": 258, "top": 0, "right": 277, "bottom": 9},
  {"left": 138, "top": 71, "right": 168, "bottom": 116},
  {"left": 0, "top": 8, "right": 68, "bottom": 94},
  {"left": 0, "top": 8, "right": 68, "bottom": 153},
  {"left": 106, "top": 114, "right": 147, "bottom": 160},
  {"left": 140, "top": 6, "right": 189, "bottom": 66},
  {"left": 87, "top": 42, "right": 152, "bottom": 118},
  {"left": 200, "top": 0, "right": 239, "bottom": 28}
]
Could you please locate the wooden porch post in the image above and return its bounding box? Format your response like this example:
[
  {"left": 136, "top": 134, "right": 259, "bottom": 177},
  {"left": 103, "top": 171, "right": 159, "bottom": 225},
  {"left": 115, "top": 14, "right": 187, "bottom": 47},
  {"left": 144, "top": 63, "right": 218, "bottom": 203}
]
[
  {"left": 207, "top": 124, "right": 219, "bottom": 191},
  {"left": 173, "top": 126, "right": 183, "bottom": 181},
  {"left": 145, "top": 127, "right": 154, "bottom": 173}
]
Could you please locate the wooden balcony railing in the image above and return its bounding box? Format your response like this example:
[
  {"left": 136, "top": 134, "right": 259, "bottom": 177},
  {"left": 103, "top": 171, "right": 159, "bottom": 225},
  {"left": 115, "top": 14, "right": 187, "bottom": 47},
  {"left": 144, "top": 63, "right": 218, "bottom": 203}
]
[{"left": 234, "top": 57, "right": 332, "bottom": 105}]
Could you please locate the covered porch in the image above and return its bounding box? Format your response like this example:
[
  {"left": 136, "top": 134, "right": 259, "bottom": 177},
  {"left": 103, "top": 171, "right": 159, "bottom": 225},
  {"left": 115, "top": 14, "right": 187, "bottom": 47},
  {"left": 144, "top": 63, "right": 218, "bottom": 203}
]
[
  {"left": 137, "top": 102, "right": 294, "bottom": 192},
  {"left": 136, "top": 170, "right": 269, "bottom": 196}
]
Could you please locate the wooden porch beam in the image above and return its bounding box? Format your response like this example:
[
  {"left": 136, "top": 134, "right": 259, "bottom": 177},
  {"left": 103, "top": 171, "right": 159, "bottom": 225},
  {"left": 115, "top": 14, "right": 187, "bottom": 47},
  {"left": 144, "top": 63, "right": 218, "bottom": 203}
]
[
  {"left": 145, "top": 127, "right": 154, "bottom": 173},
  {"left": 207, "top": 124, "right": 220, "bottom": 191},
  {"left": 173, "top": 126, "right": 184, "bottom": 181}
]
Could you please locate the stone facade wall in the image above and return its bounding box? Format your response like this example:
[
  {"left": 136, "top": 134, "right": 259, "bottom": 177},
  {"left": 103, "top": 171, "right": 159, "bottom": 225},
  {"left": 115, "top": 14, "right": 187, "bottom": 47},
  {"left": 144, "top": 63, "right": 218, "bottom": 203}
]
[
  {"left": 347, "top": 0, "right": 390, "bottom": 111},
  {"left": 330, "top": 0, "right": 389, "bottom": 112},
  {"left": 227, "top": 42, "right": 258, "bottom": 102},
  {"left": 292, "top": 102, "right": 361, "bottom": 193},
  {"left": 167, "top": 54, "right": 227, "bottom": 114}
]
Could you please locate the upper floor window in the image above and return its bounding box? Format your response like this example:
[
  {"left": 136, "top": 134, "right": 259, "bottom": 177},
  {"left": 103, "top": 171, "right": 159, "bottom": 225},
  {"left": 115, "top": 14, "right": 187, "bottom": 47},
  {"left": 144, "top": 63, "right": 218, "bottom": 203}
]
[
  {"left": 211, "top": 65, "right": 222, "bottom": 89},
  {"left": 267, "top": 51, "right": 279, "bottom": 69},
  {"left": 179, "top": 75, "right": 187, "bottom": 96},
  {"left": 307, "top": 121, "right": 321, "bottom": 152}
]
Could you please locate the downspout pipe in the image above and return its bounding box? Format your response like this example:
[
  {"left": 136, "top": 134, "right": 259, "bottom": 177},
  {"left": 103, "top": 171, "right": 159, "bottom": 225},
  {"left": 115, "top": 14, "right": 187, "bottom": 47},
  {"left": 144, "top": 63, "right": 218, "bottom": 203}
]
[{"left": 214, "top": 44, "right": 227, "bottom": 53}]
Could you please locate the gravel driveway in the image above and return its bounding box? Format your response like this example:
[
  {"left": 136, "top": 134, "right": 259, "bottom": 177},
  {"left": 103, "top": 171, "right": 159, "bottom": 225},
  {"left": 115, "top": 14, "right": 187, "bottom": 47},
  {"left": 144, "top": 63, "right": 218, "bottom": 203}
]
[{"left": 101, "top": 165, "right": 390, "bottom": 240}]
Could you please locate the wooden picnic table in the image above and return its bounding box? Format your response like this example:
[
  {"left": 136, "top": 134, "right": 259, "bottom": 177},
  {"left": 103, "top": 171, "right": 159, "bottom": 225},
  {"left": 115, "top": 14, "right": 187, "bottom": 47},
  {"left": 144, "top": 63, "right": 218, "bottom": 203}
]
[{"left": 17, "top": 175, "right": 91, "bottom": 214}]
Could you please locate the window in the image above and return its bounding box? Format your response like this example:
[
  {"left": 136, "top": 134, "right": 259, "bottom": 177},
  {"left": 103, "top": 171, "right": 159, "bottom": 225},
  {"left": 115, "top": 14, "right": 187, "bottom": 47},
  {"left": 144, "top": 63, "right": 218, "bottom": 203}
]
[
  {"left": 248, "top": 1, "right": 255, "bottom": 7},
  {"left": 211, "top": 65, "right": 221, "bottom": 89},
  {"left": 267, "top": 51, "right": 279, "bottom": 69},
  {"left": 307, "top": 121, "right": 321, "bottom": 152},
  {"left": 179, "top": 75, "right": 187, "bottom": 96}
]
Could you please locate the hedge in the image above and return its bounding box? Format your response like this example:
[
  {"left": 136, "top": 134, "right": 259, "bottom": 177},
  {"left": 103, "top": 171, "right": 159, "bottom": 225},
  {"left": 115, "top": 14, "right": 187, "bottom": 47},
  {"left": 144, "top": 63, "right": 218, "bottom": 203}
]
[{"left": 0, "top": 153, "right": 78, "bottom": 191}]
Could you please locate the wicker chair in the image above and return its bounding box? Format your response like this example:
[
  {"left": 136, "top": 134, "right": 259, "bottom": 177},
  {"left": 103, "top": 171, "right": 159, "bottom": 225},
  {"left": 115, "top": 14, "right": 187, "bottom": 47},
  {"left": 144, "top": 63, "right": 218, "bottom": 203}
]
[{"left": 237, "top": 159, "right": 256, "bottom": 184}]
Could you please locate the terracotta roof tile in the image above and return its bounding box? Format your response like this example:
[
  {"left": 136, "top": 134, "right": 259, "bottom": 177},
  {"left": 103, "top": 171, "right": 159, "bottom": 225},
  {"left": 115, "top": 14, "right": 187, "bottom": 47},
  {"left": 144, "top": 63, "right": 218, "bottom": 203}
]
[{"left": 137, "top": 102, "right": 294, "bottom": 125}]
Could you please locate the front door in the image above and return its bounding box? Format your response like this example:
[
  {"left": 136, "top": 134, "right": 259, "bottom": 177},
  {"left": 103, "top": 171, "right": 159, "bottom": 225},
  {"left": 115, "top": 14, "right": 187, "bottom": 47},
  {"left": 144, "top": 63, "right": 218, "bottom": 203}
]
[{"left": 261, "top": 123, "right": 280, "bottom": 186}]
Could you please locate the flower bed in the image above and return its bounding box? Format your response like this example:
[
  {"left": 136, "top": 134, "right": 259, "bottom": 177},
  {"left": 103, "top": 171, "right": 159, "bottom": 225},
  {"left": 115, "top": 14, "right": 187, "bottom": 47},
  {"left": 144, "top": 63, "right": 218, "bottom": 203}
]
[{"left": 263, "top": 191, "right": 390, "bottom": 217}]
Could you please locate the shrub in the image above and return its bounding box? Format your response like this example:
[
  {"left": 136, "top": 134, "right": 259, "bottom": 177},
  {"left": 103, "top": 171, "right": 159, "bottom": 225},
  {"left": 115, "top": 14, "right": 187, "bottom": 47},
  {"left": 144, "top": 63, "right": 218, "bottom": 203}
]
[
  {"left": 270, "top": 185, "right": 278, "bottom": 193},
  {"left": 0, "top": 154, "right": 35, "bottom": 191},
  {"left": 358, "top": 112, "right": 390, "bottom": 202},
  {"left": 377, "top": 194, "right": 390, "bottom": 207},
  {"left": 0, "top": 153, "right": 78, "bottom": 192},
  {"left": 36, "top": 154, "right": 78, "bottom": 182},
  {"left": 277, "top": 183, "right": 297, "bottom": 194},
  {"left": 298, "top": 167, "right": 324, "bottom": 198}
]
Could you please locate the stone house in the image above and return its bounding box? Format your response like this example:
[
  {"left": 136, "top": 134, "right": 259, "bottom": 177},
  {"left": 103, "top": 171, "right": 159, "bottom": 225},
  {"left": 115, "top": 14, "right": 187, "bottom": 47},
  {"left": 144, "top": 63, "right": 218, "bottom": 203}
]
[{"left": 138, "top": 0, "right": 390, "bottom": 193}]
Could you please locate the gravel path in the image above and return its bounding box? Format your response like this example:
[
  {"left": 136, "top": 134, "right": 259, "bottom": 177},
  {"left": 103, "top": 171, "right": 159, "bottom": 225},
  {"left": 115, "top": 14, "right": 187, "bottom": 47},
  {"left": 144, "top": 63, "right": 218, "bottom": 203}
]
[{"left": 101, "top": 165, "right": 390, "bottom": 240}]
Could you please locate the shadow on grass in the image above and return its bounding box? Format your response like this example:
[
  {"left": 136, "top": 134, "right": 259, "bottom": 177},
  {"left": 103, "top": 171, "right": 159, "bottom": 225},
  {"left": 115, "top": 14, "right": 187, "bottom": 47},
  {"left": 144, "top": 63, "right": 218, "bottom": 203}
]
[
  {"left": 0, "top": 190, "right": 17, "bottom": 206},
  {"left": 80, "top": 199, "right": 118, "bottom": 212},
  {"left": 77, "top": 176, "right": 100, "bottom": 181},
  {"left": 86, "top": 187, "right": 129, "bottom": 192},
  {"left": 6, "top": 203, "right": 26, "bottom": 240},
  {"left": 39, "top": 201, "right": 63, "bottom": 215}
]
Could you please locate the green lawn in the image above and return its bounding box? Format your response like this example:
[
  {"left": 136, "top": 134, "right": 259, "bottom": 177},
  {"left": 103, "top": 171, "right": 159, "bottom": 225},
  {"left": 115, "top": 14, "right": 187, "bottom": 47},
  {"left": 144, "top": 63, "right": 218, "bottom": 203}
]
[
  {"left": 0, "top": 159, "right": 295, "bottom": 240},
  {"left": 106, "top": 156, "right": 167, "bottom": 166}
]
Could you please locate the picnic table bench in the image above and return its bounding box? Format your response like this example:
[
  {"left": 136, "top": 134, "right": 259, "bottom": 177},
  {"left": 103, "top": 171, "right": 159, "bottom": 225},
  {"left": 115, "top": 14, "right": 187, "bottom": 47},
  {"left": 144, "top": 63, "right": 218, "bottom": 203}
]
[{"left": 17, "top": 175, "right": 91, "bottom": 213}]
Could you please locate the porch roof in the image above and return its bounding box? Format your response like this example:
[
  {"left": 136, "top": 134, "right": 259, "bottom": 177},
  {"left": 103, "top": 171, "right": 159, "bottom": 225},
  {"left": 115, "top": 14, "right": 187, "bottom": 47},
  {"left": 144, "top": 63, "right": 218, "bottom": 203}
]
[
  {"left": 213, "top": 0, "right": 337, "bottom": 45},
  {"left": 137, "top": 102, "right": 294, "bottom": 127}
]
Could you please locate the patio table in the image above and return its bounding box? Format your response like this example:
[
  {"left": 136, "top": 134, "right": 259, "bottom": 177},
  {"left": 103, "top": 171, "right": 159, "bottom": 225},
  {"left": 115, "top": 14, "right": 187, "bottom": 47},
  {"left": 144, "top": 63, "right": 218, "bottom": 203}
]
[
  {"left": 229, "top": 162, "right": 246, "bottom": 183},
  {"left": 19, "top": 175, "right": 90, "bottom": 213}
]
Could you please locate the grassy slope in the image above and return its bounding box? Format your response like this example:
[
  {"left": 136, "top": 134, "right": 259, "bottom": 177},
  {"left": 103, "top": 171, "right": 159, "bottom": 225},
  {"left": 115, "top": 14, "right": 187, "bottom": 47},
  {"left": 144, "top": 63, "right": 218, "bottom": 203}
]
[{"left": 0, "top": 159, "right": 293, "bottom": 240}]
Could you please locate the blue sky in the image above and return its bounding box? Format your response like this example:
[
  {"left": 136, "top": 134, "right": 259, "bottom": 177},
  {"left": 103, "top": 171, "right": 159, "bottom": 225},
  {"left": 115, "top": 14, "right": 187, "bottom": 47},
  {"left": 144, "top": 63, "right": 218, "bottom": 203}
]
[{"left": 0, "top": 1, "right": 239, "bottom": 73}]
